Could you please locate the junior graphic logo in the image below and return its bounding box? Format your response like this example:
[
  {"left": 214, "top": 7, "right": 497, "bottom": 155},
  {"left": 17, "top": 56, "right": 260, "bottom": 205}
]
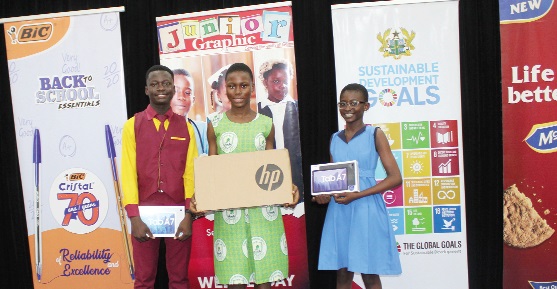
[
  {"left": 157, "top": 6, "right": 293, "bottom": 54},
  {"left": 49, "top": 168, "right": 109, "bottom": 234},
  {"left": 6, "top": 22, "right": 53, "bottom": 44},
  {"left": 377, "top": 28, "right": 415, "bottom": 60}
]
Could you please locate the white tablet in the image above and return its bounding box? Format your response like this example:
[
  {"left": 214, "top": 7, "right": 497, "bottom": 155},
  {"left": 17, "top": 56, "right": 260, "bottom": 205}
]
[{"left": 138, "top": 206, "right": 186, "bottom": 237}]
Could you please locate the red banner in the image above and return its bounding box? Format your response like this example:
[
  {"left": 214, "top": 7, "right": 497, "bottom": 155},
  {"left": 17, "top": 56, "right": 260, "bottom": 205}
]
[{"left": 500, "top": 0, "right": 557, "bottom": 288}]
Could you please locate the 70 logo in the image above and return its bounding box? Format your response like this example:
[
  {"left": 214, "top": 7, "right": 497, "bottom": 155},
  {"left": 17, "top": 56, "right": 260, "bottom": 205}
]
[{"left": 57, "top": 192, "right": 100, "bottom": 226}]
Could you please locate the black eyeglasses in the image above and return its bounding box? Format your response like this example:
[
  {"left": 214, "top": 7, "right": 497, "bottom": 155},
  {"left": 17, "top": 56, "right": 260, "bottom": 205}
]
[{"left": 337, "top": 100, "right": 367, "bottom": 108}]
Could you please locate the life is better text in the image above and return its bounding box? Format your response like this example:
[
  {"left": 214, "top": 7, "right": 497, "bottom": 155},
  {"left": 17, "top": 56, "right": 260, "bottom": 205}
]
[{"left": 507, "top": 64, "right": 557, "bottom": 104}]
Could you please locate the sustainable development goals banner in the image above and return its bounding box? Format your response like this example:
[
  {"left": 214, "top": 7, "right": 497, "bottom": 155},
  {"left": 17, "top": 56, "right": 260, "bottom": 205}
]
[{"left": 331, "top": 0, "right": 468, "bottom": 288}]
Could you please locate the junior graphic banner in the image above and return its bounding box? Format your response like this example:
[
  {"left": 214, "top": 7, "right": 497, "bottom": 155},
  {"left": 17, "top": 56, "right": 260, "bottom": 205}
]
[
  {"left": 499, "top": 0, "right": 557, "bottom": 288},
  {"left": 2, "top": 8, "right": 132, "bottom": 289},
  {"left": 156, "top": 2, "right": 308, "bottom": 288},
  {"left": 331, "top": 0, "right": 467, "bottom": 288}
]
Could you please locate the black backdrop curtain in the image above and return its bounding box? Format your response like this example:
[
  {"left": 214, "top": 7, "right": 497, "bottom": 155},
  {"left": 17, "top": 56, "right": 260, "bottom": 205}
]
[{"left": 0, "top": 0, "right": 502, "bottom": 288}]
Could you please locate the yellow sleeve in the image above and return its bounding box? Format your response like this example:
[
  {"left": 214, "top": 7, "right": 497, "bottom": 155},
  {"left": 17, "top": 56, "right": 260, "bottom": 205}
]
[
  {"left": 184, "top": 121, "right": 198, "bottom": 199},
  {"left": 121, "top": 117, "right": 139, "bottom": 209}
]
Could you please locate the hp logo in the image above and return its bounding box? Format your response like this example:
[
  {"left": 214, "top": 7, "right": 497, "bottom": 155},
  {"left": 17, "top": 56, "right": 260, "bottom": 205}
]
[{"left": 255, "top": 164, "right": 284, "bottom": 191}]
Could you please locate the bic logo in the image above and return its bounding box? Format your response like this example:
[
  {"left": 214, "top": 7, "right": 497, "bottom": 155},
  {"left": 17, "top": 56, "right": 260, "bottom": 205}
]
[
  {"left": 68, "top": 173, "right": 86, "bottom": 181},
  {"left": 255, "top": 164, "right": 284, "bottom": 191},
  {"left": 6, "top": 23, "right": 53, "bottom": 44}
]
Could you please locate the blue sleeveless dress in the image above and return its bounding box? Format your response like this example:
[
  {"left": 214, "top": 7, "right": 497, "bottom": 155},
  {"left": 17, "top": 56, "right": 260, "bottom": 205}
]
[{"left": 318, "top": 126, "right": 402, "bottom": 275}]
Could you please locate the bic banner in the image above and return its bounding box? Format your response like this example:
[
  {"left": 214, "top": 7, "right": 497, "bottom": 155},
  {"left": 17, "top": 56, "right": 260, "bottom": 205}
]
[
  {"left": 500, "top": 1, "right": 557, "bottom": 288},
  {"left": 2, "top": 8, "right": 132, "bottom": 289},
  {"left": 156, "top": 2, "right": 308, "bottom": 288},
  {"left": 331, "top": 1, "right": 467, "bottom": 288}
]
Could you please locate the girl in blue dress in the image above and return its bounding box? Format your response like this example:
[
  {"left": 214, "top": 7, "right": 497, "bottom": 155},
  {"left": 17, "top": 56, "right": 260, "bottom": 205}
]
[{"left": 314, "top": 83, "right": 402, "bottom": 289}]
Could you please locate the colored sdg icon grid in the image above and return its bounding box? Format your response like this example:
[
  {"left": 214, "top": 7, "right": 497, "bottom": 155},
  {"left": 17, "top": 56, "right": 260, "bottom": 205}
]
[
  {"left": 402, "top": 149, "right": 431, "bottom": 178},
  {"left": 388, "top": 208, "right": 405, "bottom": 235},
  {"left": 431, "top": 148, "right": 460, "bottom": 177},
  {"left": 381, "top": 182, "right": 403, "bottom": 207},
  {"left": 404, "top": 207, "right": 432, "bottom": 234},
  {"left": 373, "top": 122, "right": 402, "bottom": 150},
  {"left": 403, "top": 178, "right": 432, "bottom": 207},
  {"left": 430, "top": 120, "right": 459, "bottom": 148},
  {"left": 433, "top": 206, "right": 461, "bottom": 233},
  {"left": 376, "top": 151, "right": 402, "bottom": 180},
  {"left": 432, "top": 177, "right": 461, "bottom": 205},
  {"left": 401, "top": 121, "right": 430, "bottom": 149}
]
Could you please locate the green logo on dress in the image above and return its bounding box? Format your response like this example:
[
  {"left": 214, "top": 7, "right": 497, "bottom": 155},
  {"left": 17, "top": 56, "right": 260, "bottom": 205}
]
[{"left": 214, "top": 239, "right": 227, "bottom": 261}]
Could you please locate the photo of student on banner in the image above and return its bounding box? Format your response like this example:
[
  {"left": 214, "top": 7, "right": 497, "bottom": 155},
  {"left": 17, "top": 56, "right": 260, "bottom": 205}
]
[
  {"left": 162, "top": 57, "right": 208, "bottom": 156},
  {"left": 162, "top": 57, "right": 206, "bottom": 119},
  {"left": 207, "top": 64, "right": 231, "bottom": 115},
  {"left": 171, "top": 68, "right": 208, "bottom": 155},
  {"left": 203, "top": 52, "right": 257, "bottom": 120},
  {"left": 255, "top": 56, "right": 303, "bottom": 202}
]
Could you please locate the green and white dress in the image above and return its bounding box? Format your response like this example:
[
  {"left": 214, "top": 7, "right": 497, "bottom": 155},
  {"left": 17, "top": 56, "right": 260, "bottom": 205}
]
[{"left": 209, "top": 112, "right": 288, "bottom": 285}]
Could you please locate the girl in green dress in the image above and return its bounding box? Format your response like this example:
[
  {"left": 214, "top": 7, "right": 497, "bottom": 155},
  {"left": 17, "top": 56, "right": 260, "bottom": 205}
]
[{"left": 202, "top": 63, "right": 299, "bottom": 289}]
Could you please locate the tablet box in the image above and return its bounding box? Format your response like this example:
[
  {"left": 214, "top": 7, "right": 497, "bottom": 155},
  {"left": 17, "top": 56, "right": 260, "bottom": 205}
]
[
  {"left": 310, "top": 160, "right": 359, "bottom": 195},
  {"left": 194, "top": 149, "right": 293, "bottom": 211},
  {"left": 138, "top": 206, "right": 185, "bottom": 237}
]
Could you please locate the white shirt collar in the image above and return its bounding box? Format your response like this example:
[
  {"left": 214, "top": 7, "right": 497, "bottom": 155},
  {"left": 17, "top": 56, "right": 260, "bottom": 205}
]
[{"left": 259, "top": 94, "right": 295, "bottom": 109}]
